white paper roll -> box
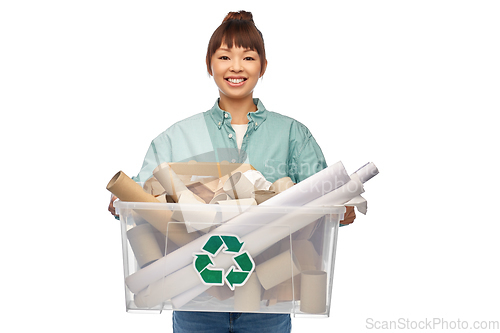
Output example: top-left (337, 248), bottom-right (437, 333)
top-left (125, 161), bottom-right (355, 294)
top-left (300, 270), bottom-right (327, 314)
top-left (217, 198), bottom-right (257, 221)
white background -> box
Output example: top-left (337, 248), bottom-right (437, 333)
top-left (1, 1), bottom-right (499, 332)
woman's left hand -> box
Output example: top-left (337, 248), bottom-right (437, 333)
top-left (340, 206), bottom-right (356, 225)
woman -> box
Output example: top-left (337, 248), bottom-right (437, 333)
top-left (109, 10), bottom-right (355, 332)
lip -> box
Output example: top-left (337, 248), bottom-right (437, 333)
top-left (225, 76), bottom-right (247, 87)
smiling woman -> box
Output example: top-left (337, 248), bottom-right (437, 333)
top-left (109, 9), bottom-right (345, 333)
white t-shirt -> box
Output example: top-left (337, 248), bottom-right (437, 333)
top-left (232, 124), bottom-right (248, 150)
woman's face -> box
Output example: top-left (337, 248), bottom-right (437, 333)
top-left (210, 44), bottom-right (265, 101)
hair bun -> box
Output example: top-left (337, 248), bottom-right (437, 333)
top-left (222, 10), bottom-right (254, 23)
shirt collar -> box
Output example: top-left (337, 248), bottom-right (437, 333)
top-left (209, 98), bottom-right (268, 130)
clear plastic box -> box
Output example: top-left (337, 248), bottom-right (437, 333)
top-left (115, 201), bottom-right (344, 317)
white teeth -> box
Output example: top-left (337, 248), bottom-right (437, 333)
top-left (228, 78), bottom-right (245, 83)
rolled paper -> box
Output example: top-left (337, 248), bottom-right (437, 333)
top-left (255, 250), bottom-right (301, 290)
top-left (124, 161), bottom-right (356, 294)
top-left (352, 162), bottom-right (378, 184)
top-left (131, 176), bottom-right (363, 307)
top-left (107, 171), bottom-right (173, 235)
top-left (223, 171), bottom-right (256, 199)
top-left (252, 190), bottom-right (276, 205)
top-left (234, 273), bottom-right (262, 312)
top-left (127, 224), bottom-right (163, 268)
top-left (300, 270), bottom-right (327, 314)
top-left (269, 177), bottom-right (294, 193)
top-left (171, 284), bottom-right (213, 309)
top-left (216, 198), bottom-right (257, 222)
top-left (153, 162), bottom-right (190, 202)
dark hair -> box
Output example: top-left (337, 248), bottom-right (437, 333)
top-left (206, 11), bottom-right (266, 75)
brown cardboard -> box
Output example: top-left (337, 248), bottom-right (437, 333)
top-left (169, 161), bottom-right (255, 178)
top-left (300, 270), bottom-right (327, 314)
top-left (106, 171), bottom-right (173, 235)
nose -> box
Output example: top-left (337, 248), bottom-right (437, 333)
top-left (230, 59), bottom-right (243, 72)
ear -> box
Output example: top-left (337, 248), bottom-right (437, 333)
top-left (260, 60), bottom-right (268, 78)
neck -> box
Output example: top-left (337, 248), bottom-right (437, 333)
top-left (218, 95), bottom-right (257, 124)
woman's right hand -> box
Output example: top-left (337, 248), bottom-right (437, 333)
top-left (108, 195), bottom-right (118, 217)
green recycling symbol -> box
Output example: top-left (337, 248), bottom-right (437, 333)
top-left (193, 235), bottom-right (255, 291)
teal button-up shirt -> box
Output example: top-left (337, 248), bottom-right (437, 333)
top-left (133, 99), bottom-right (327, 184)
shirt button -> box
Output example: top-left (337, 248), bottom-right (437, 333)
top-left (224, 113), bottom-right (228, 118)
top-left (231, 159), bottom-right (236, 163)
top-left (228, 133), bottom-right (233, 139)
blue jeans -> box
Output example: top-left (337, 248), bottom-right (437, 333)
top-left (172, 311), bottom-right (291, 333)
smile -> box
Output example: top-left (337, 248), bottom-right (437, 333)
top-left (226, 78), bottom-right (247, 84)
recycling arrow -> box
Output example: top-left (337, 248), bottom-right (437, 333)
top-left (200, 267), bottom-right (224, 285)
top-left (203, 235), bottom-right (224, 255)
top-left (194, 254), bottom-right (213, 272)
top-left (193, 234), bottom-right (255, 289)
top-left (233, 252), bottom-right (254, 272)
top-left (225, 267), bottom-right (250, 288)
top-left (221, 235), bottom-right (244, 253)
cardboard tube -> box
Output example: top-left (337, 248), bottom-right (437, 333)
top-left (107, 171), bottom-right (159, 203)
top-left (153, 162), bottom-right (190, 202)
top-left (165, 222), bottom-right (200, 248)
top-left (127, 224), bottom-right (163, 268)
top-left (107, 171), bottom-right (173, 235)
top-left (255, 250), bottom-right (301, 290)
top-left (223, 172), bottom-right (256, 199)
top-left (269, 177), bottom-right (294, 193)
top-left (234, 273), bottom-right (262, 312)
top-left (292, 240), bottom-right (321, 271)
top-left (300, 270), bottom-right (327, 314)
top-left (178, 192), bottom-right (217, 233)
top-left (252, 190), bottom-right (276, 205)
top-left (209, 193), bottom-right (230, 204)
